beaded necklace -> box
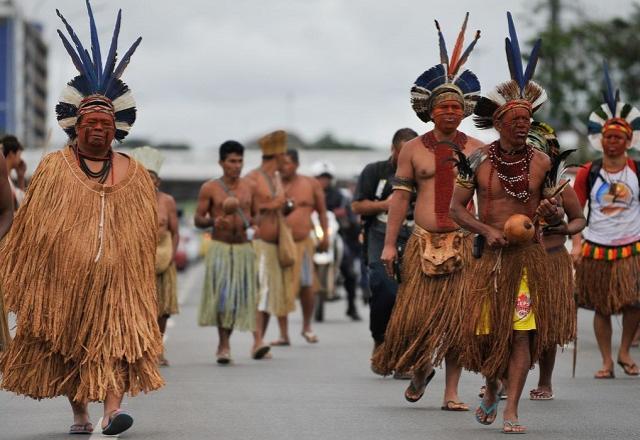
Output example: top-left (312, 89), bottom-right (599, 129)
top-left (73, 145), bottom-right (114, 185)
top-left (488, 141), bottom-right (533, 203)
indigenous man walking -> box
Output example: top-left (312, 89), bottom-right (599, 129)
top-left (572, 63), bottom-right (640, 379)
top-left (450, 13), bottom-right (563, 434)
top-left (195, 140), bottom-right (269, 362)
top-left (245, 131), bottom-right (294, 348)
top-left (527, 122), bottom-right (586, 400)
top-left (131, 146), bottom-right (180, 367)
top-left (279, 149), bottom-right (329, 344)
top-left (0, 3), bottom-right (162, 436)
top-left (373, 14), bottom-right (483, 411)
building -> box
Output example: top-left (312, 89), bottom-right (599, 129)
top-left (0, 0), bottom-right (47, 148)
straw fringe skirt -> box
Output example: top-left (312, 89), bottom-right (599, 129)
top-left (198, 240), bottom-right (257, 331)
top-left (545, 246), bottom-right (576, 345)
top-left (575, 245), bottom-right (640, 315)
top-left (458, 243), bottom-right (553, 379)
top-left (290, 236), bottom-right (318, 296)
top-left (371, 231), bottom-right (472, 375)
top-left (156, 230), bottom-right (178, 317)
top-left (0, 147), bottom-right (164, 401)
top-left (255, 240), bottom-right (295, 317)
top-left (0, 287), bottom-right (9, 352)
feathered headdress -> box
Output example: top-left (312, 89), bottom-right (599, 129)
top-left (55, 0), bottom-right (142, 141)
top-left (130, 146), bottom-right (165, 176)
top-left (474, 12), bottom-right (547, 129)
top-left (411, 13), bottom-right (481, 123)
top-left (527, 121), bottom-right (576, 197)
top-left (587, 61), bottom-right (640, 150)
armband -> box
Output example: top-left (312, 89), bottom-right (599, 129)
top-left (391, 176), bottom-right (415, 193)
top-left (455, 175), bottom-right (476, 189)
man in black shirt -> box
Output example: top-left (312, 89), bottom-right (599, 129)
top-left (352, 128), bottom-right (417, 373)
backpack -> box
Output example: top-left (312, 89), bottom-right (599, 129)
top-left (584, 158), bottom-right (640, 225)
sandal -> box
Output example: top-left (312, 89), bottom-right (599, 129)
top-left (270, 338), bottom-right (291, 346)
top-left (301, 331), bottom-right (319, 344)
top-left (252, 345), bottom-right (271, 360)
top-left (404, 368), bottom-right (436, 402)
top-left (475, 399), bottom-right (499, 426)
top-left (594, 368), bottom-right (615, 379)
top-left (503, 420), bottom-right (527, 434)
top-left (441, 400), bottom-right (469, 411)
top-left (617, 359), bottom-right (640, 376)
top-left (99, 409), bottom-right (134, 436)
top-left (529, 388), bottom-right (554, 400)
top-left (69, 423), bottom-right (93, 435)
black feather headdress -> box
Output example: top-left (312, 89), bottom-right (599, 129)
top-left (527, 120), bottom-right (577, 197)
top-left (473, 12), bottom-right (547, 130)
top-left (411, 13), bottom-right (481, 123)
top-left (587, 61), bottom-right (640, 151)
top-left (55, 0), bottom-right (142, 141)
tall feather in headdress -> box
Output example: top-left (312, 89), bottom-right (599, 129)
top-left (55, 0), bottom-right (142, 141)
top-left (474, 12), bottom-right (547, 129)
top-left (411, 13), bottom-right (481, 123)
top-left (587, 61), bottom-right (640, 150)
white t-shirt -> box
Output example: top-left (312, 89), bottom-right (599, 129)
top-left (583, 165), bottom-right (640, 246)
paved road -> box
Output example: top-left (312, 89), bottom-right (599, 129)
top-left (1, 261), bottom-right (639, 439)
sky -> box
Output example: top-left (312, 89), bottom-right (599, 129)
top-left (17, 0), bottom-right (639, 149)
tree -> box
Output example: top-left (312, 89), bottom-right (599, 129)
top-left (527, 2), bottom-right (640, 159)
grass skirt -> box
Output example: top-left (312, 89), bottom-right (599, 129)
top-left (198, 240), bottom-right (257, 331)
top-left (545, 246), bottom-right (576, 345)
top-left (290, 236), bottom-right (317, 295)
top-left (0, 287), bottom-right (9, 352)
top-left (575, 244), bottom-right (640, 315)
top-left (458, 243), bottom-right (553, 379)
top-left (0, 147), bottom-right (164, 401)
top-left (156, 230), bottom-right (178, 317)
top-left (255, 240), bottom-right (294, 317)
top-left (371, 230), bottom-right (472, 375)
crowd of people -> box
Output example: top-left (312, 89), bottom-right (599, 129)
top-left (0, 2), bottom-right (639, 437)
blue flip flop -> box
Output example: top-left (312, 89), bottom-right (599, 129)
top-left (475, 399), bottom-right (499, 425)
top-left (101, 410), bottom-right (134, 436)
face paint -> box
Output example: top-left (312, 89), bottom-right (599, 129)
top-left (431, 100), bottom-right (464, 134)
top-left (497, 107), bottom-right (532, 147)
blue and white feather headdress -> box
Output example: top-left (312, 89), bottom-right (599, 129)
top-left (55, 0), bottom-right (141, 142)
top-left (474, 12), bottom-right (547, 130)
top-left (587, 61), bottom-right (640, 150)
top-left (411, 13), bottom-right (481, 123)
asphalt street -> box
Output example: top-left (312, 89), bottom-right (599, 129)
top-left (1, 261), bottom-right (639, 440)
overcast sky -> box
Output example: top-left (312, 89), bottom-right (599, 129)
top-left (18, 0), bottom-right (638, 149)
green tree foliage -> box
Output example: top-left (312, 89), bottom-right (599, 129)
top-left (532, 1), bottom-right (640, 137)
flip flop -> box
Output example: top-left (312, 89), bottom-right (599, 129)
top-left (99, 410), bottom-right (134, 436)
top-left (441, 400), bottom-right (470, 411)
top-left (475, 399), bottom-right (499, 426)
top-left (301, 331), bottom-right (319, 344)
top-left (594, 368), bottom-right (615, 379)
top-left (252, 345), bottom-right (271, 360)
top-left (69, 423), bottom-right (93, 435)
top-left (270, 338), bottom-right (291, 346)
top-left (502, 420), bottom-right (527, 434)
top-left (529, 389), bottom-right (554, 400)
top-left (617, 360), bottom-right (640, 376)
top-left (404, 368), bottom-right (436, 403)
